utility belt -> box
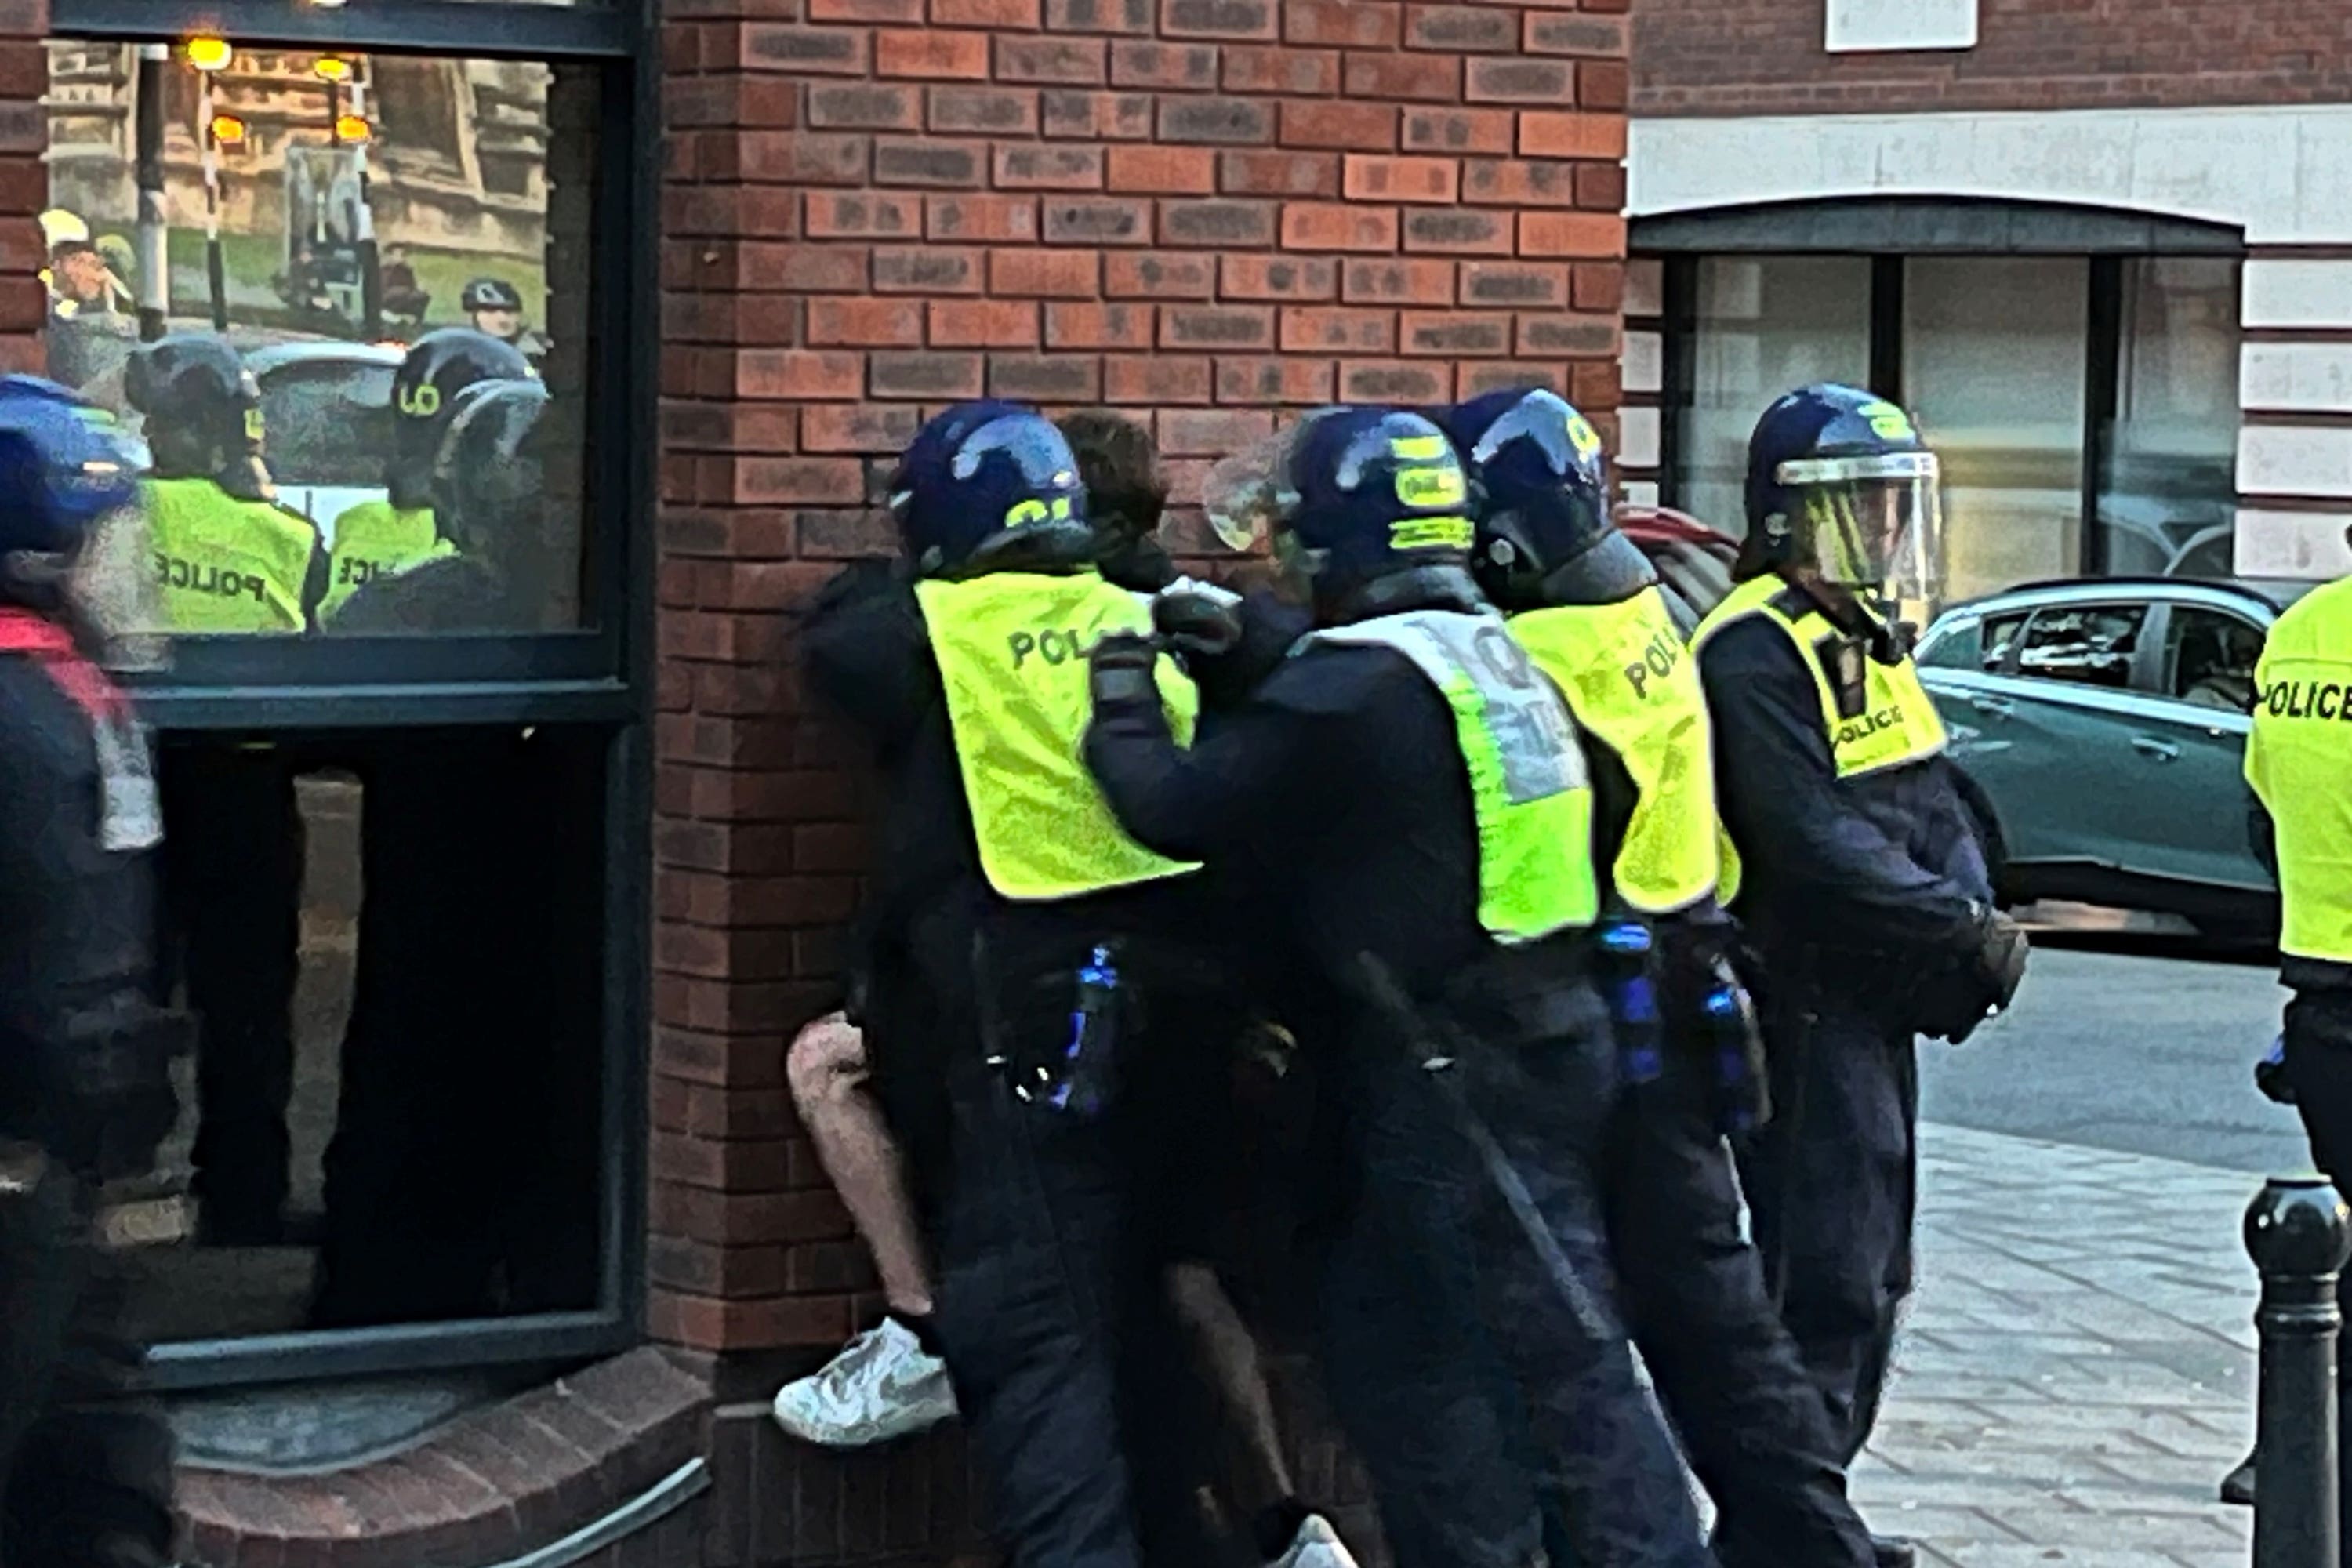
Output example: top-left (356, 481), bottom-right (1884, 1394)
top-left (1592, 914), bottom-right (1769, 1138)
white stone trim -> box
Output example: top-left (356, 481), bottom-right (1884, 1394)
top-left (2242, 343), bottom-right (2352, 414)
top-left (1825, 0), bottom-right (1977, 55)
top-left (2234, 509), bottom-right (2352, 578)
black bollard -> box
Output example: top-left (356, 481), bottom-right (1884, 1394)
top-left (2246, 1175), bottom-right (2352, 1568)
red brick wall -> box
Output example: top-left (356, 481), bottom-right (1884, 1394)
top-left (1636, 0), bottom-right (2352, 118)
top-left (652, 0), bottom-right (1635, 1364)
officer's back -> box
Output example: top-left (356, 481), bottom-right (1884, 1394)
top-left (125, 335), bottom-right (321, 634)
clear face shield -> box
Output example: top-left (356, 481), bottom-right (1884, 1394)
top-left (1777, 449), bottom-right (1945, 619)
top-left (1200, 414), bottom-right (1357, 601)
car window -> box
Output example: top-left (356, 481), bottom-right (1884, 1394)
top-left (2014, 604), bottom-right (2146, 689)
top-left (257, 360), bottom-right (397, 488)
top-left (1980, 612), bottom-right (2028, 673)
top-left (2165, 606), bottom-right (2264, 713)
top-left (1916, 619), bottom-right (1980, 670)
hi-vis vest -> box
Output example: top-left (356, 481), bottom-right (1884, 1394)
top-left (323, 499), bottom-right (452, 620)
top-left (145, 477), bottom-right (315, 634)
top-left (1511, 589), bottom-right (1719, 916)
top-left (1695, 574), bottom-right (1947, 905)
top-left (915, 569), bottom-right (1200, 902)
top-left (2246, 575), bottom-right (2352, 965)
top-left (1312, 608), bottom-right (1599, 944)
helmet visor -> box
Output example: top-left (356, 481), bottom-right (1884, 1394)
top-left (1201, 432), bottom-right (1297, 552)
top-left (1779, 450), bottom-right (1944, 605)
top-left (1469, 388), bottom-right (1602, 475)
top-left (69, 499), bottom-right (169, 671)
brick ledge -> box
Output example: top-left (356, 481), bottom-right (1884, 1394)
top-left (177, 1348), bottom-right (710, 1568)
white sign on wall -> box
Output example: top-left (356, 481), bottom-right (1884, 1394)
top-left (1825, 0), bottom-right (1978, 54)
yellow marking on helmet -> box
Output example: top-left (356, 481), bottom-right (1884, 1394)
top-left (397, 382), bottom-right (442, 419)
top-left (1004, 494), bottom-right (1074, 529)
top-left (1390, 514), bottom-right (1473, 551)
top-left (1565, 412), bottom-right (1603, 462)
top-left (1396, 463), bottom-right (1468, 510)
top-left (1389, 434), bottom-right (1450, 463)
top-left (1858, 401), bottom-right (1916, 442)
top-left (243, 407), bottom-right (264, 443)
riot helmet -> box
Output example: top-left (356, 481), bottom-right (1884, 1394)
top-left (124, 333), bottom-right (269, 501)
top-left (1202, 406), bottom-right (1482, 621)
top-left (887, 401), bottom-right (1092, 579)
top-left (430, 377), bottom-right (550, 557)
top-left (1441, 387), bottom-right (1654, 612)
top-left (387, 328), bottom-right (533, 510)
top-left (1744, 383), bottom-right (1944, 608)
top-left (0, 376), bottom-right (165, 668)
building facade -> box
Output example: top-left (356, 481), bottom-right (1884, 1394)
top-left (1622, 0), bottom-right (2352, 601)
top-left (13, 0), bottom-right (1632, 1563)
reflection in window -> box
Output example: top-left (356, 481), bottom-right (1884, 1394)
top-left (1916, 619), bottom-right (1980, 670)
top-left (2099, 259), bottom-right (2241, 582)
top-left (1680, 256), bottom-right (1872, 536)
top-left (2165, 606), bottom-right (2263, 712)
top-left (42, 42), bottom-right (595, 638)
top-left (2016, 604), bottom-right (2144, 689)
top-left (1980, 612), bottom-right (2027, 672)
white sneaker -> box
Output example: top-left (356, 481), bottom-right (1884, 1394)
top-left (1269, 1514), bottom-right (1359, 1568)
top-left (771, 1316), bottom-right (959, 1448)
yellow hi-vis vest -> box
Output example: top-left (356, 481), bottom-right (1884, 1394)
top-left (323, 499), bottom-right (452, 620)
top-left (2246, 575), bottom-right (2352, 965)
top-left (1695, 574), bottom-right (1948, 906)
top-left (915, 569), bottom-right (1201, 902)
top-left (145, 477), bottom-right (315, 634)
top-left (1312, 608), bottom-right (1599, 944)
top-left (1510, 588), bottom-right (1720, 916)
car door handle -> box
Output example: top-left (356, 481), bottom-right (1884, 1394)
top-left (1967, 694), bottom-right (2014, 717)
top-left (2132, 736), bottom-right (2181, 763)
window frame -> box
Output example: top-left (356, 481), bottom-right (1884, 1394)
top-left (2151, 599), bottom-right (2267, 711)
top-left (50, 0), bottom-right (658, 1391)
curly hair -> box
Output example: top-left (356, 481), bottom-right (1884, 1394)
top-left (1055, 410), bottom-right (1167, 546)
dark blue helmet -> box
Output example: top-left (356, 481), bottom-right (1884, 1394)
top-left (0, 375), bottom-right (141, 557)
top-left (887, 401), bottom-right (1091, 578)
top-left (1744, 383), bottom-right (1944, 598)
top-left (1441, 387), bottom-right (1653, 611)
top-left (1279, 407), bottom-right (1475, 601)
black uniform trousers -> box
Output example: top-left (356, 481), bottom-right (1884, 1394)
top-left (1314, 1001), bottom-right (1715, 1568)
top-left (2278, 982), bottom-right (2352, 1567)
top-left (0, 1174), bottom-right (176, 1568)
top-left (1605, 1049), bottom-right (1877, 1568)
top-left (1736, 979), bottom-right (1919, 1468)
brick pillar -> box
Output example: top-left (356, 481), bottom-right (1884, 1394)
top-left (657, 0), bottom-right (1632, 1559)
top-left (2, 3), bottom-right (47, 376)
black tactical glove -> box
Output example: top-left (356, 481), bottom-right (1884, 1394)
top-left (1151, 578), bottom-right (1244, 661)
top-left (1088, 630), bottom-right (1162, 710)
top-left (1926, 905), bottom-right (2029, 1044)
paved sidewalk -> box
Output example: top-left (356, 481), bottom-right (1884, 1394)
top-left (1860, 1123), bottom-right (2288, 1567)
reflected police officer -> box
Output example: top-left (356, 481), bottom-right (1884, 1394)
top-left (1693, 384), bottom-right (2027, 1568)
top-left (322, 328), bottom-right (532, 621)
top-left (0, 376), bottom-right (184, 1568)
top-left (1445, 387), bottom-right (1877, 1568)
top-left (125, 334), bottom-right (323, 635)
top-left (1085, 407), bottom-right (1713, 1568)
top-left (2244, 527), bottom-right (2352, 1558)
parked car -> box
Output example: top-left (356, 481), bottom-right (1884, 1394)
top-left (1913, 576), bottom-right (2320, 936)
top-left (241, 340), bottom-right (403, 550)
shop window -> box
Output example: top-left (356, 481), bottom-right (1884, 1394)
top-left (1679, 256), bottom-right (1872, 535)
top-left (42, 41), bottom-right (603, 648)
top-left (1904, 258), bottom-right (2089, 604)
top-left (2098, 259), bottom-right (2242, 581)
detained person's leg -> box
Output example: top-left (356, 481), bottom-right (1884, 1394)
top-left (772, 1013), bottom-right (956, 1447)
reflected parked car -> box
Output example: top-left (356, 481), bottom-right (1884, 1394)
top-left (1914, 577), bottom-right (2319, 936)
top-left (242, 340), bottom-right (402, 551)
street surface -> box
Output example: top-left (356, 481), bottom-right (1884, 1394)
top-left (1871, 937), bottom-right (2302, 1565)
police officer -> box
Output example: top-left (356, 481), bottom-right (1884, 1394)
top-left (1086, 407), bottom-right (1711, 1568)
top-left (2244, 529), bottom-right (2352, 1558)
top-left (127, 333), bottom-right (317, 1246)
top-left (462, 277), bottom-right (528, 348)
top-left (0, 376), bottom-right (183, 1568)
top-left (802, 400), bottom-right (1233, 1568)
top-left (322, 328), bottom-right (532, 621)
top-left (126, 333), bottom-right (323, 634)
top-left (1693, 384), bottom-right (2027, 1568)
top-left (1442, 386), bottom-right (1876, 1568)
top-left (335, 377), bottom-right (550, 633)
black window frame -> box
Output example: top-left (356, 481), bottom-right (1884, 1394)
top-left (49, 0), bottom-right (659, 1392)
